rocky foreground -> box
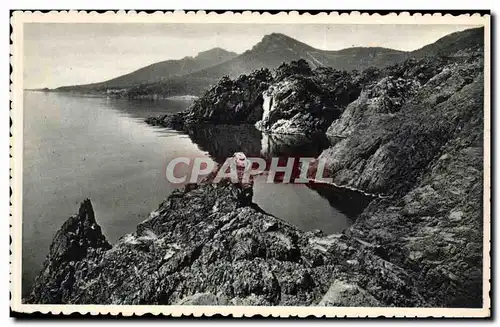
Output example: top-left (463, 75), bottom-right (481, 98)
top-left (27, 28), bottom-right (485, 307)
top-left (24, 181), bottom-right (422, 306)
top-left (26, 155), bottom-right (482, 307)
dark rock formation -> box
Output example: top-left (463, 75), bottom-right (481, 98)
top-left (320, 53), bottom-right (484, 196)
top-left (25, 199), bottom-right (111, 304)
top-left (26, 164), bottom-right (482, 307)
top-left (256, 63), bottom-right (360, 134)
top-left (146, 60), bottom-right (361, 136)
top-left (185, 69), bottom-right (273, 125)
top-left (145, 69), bottom-right (272, 130)
top-left (27, 181), bottom-right (431, 306)
top-left (145, 111), bottom-right (186, 130)
top-left (326, 75), bottom-right (421, 137)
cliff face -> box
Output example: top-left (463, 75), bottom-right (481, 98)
top-left (317, 50), bottom-right (485, 307)
top-left (351, 130), bottom-right (483, 307)
top-left (320, 53), bottom-right (483, 196)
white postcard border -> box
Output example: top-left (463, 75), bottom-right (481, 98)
top-left (10, 10), bottom-right (491, 318)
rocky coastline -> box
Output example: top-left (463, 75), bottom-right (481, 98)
top-left (24, 181), bottom-right (426, 306)
top-left (27, 32), bottom-right (484, 307)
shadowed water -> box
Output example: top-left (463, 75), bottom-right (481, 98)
top-left (184, 124), bottom-right (373, 232)
top-left (22, 91), bottom-right (372, 296)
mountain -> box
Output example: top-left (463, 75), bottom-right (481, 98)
top-left (187, 33), bottom-right (408, 79)
top-left (55, 48), bottom-right (237, 92)
top-left (412, 27), bottom-right (484, 58)
top-left (127, 28), bottom-right (482, 99)
top-left (126, 34), bottom-right (408, 98)
top-left (55, 27), bottom-right (483, 98)
top-left (185, 27), bottom-right (483, 80)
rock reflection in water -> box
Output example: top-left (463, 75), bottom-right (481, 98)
top-left (184, 124), bottom-right (373, 234)
top-left (185, 124), bottom-right (262, 162)
top-left (307, 182), bottom-right (375, 220)
top-left (260, 132), bottom-right (331, 159)
top-left (186, 124), bottom-right (331, 163)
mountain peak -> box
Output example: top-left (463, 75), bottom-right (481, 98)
top-left (193, 48), bottom-right (238, 67)
top-left (253, 33), bottom-right (313, 53)
top-left (195, 47), bottom-right (237, 58)
top-left (263, 32), bottom-right (292, 40)
top-left (261, 33), bottom-right (303, 44)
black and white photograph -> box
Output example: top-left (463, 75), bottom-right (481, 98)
top-left (9, 11), bottom-right (491, 317)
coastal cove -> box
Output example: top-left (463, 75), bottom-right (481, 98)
top-left (22, 91), bottom-right (372, 296)
top-left (20, 24), bottom-right (486, 309)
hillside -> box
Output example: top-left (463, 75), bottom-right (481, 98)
top-left (55, 48), bottom-right (237, 93)
top-left (126, 34), bottom-right (407, 98)
top-left (412, 26), bottom-right (484, 58)
top-left (54, 27), bottom-right (483, 100)
top-left (173, 27), bottom-right (484, 80)
top-left (127, 27), bottom-right (482, 99)
top-left (186, 33), bottom-right (408, 79)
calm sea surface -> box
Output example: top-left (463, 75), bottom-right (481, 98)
top-left (22, 91), bottom-right (371, 295)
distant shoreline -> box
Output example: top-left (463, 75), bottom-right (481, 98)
top-left (166, 95), bottom-right (199, 101)
top-left (23, 89), bottom-right (200, 102)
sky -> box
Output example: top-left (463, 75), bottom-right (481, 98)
top-left (23, 23), bottom-right (477, 89)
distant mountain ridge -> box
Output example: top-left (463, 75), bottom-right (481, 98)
top-left (54, 27), bottom-right (484, 96)
top-left (188, 27), bottom-right (484, 80)
top-left (56, 48), bottom-right (237, 92)
top-left (187, 33), bottom-right (408, 79)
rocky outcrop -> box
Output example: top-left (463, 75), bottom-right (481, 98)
top-left (27, 163), bottom-right (483, 307)
top-left (320, 53), bottom-right (484, 196)
top-left (347, 92), bottom-right (484, 307)
top-left (145, 60), bottom-right (360, 135)
top-left (145, 69), bottom-right (272, 130)
top-left (27, 181), bottom-right (432, 306)
top-left (25, 199), bottom-right (111, 304)
top-left (311, 51), bottom-right (484, 308)
top-left (145, 111), bottom-right (186, 130)
top-left (186, 69), bottom-right (273, 125)
top-left (326, 76), bottom-right (420, 137)
top-left (255, 64), bottom-right (360, 135)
